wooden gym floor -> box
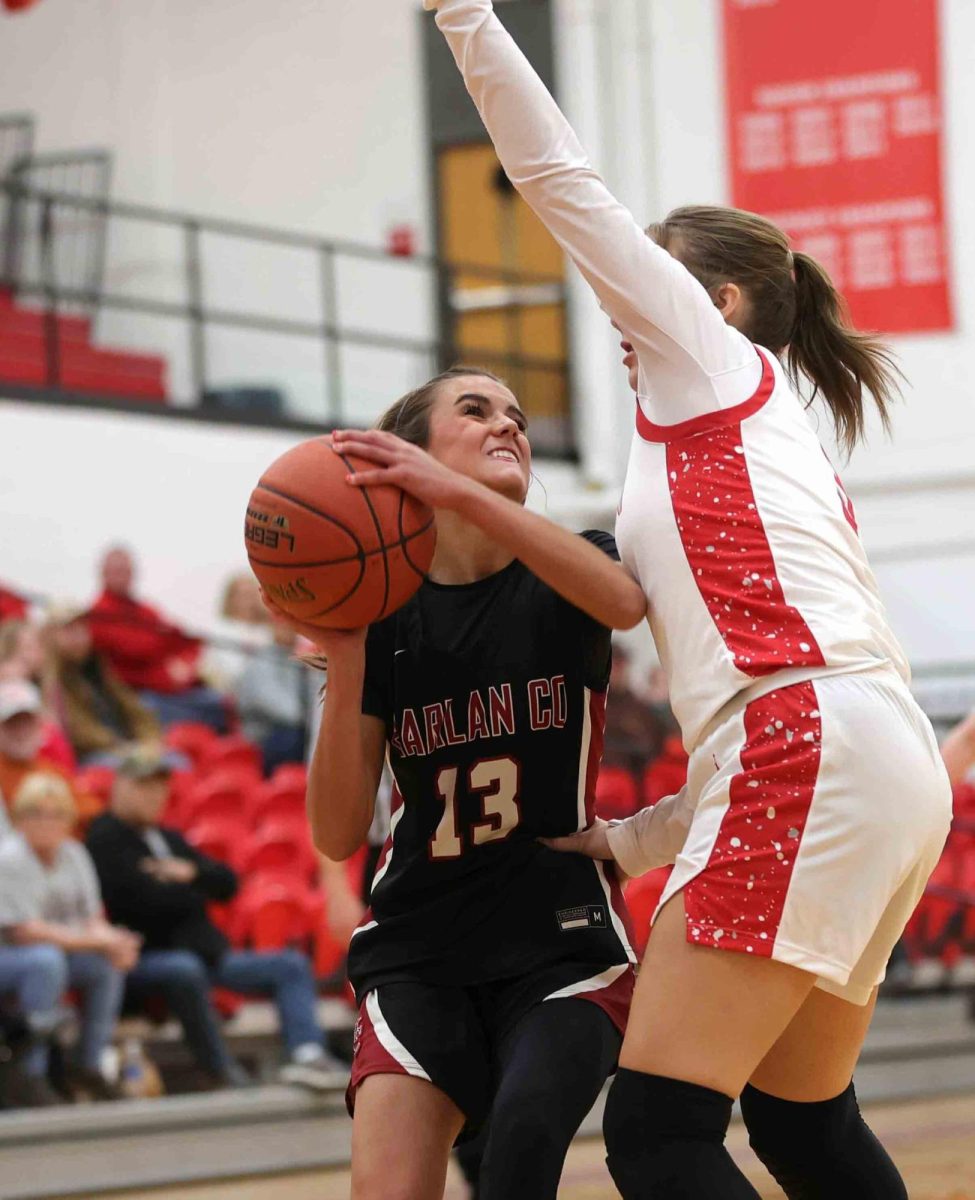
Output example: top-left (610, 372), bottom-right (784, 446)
top-left (69, 1091), bottom-right (975, 1200)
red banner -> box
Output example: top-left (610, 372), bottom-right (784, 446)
top-left (723, 0), bottom-right (952, 334)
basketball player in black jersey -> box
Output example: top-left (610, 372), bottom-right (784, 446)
top-left (266, 366), bottom-right (646, 1200)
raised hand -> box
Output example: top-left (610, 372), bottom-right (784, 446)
top-left (332, 427), bottom-right (474, 513)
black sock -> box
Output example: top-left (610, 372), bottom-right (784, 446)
top-left (740, 1082), bottom-right (908, 1199)
top-left (603, 1069), bottom-right (762, 1199)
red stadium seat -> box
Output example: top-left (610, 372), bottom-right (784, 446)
top-left (250, 778), bottom-right (307, 826)
top-left (180, 769), bottom-right (261, 828)
top-left (197, 735), bottom-right (263, 779)
top-left (904, 855), bottom-right (961, 960)
top-left (185, 817), bottom-right (251, 873)
top-left (624, 867), bottom-right (672, 958)
top-left (594, 767), bottom-right (639, 821)
top-left (271, 762), bottom-right (309, 789)
top-left (243, 818), bottom-right (318, 883)
top-left (165, 722), bottom-right (219, 766)
top-left (302, 889), bottom-right (347, 978)
top-left (74, 765), bottom-right (116, 803)
top-left (643, 735), bottom-right (689, 807)
top-left (230, 877), bottom-right (311, 951)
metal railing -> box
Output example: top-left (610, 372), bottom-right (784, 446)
top-left (3, 150), bottom-right (112, 318)
top-left (0, 179), bottom-right (575, 456)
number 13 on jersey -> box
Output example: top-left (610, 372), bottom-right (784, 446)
top-left (429, 756), bottom-right (523, 860)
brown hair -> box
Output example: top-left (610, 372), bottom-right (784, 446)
top-left (0, 619), bottom-right (27, 664)
top-left (650, 205), bottom-right (900, 452)
top-left (376, 366), bottom-right (507, 448)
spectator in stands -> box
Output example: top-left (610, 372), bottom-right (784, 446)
top-left (0, 619), bottom-right (45, 685)
top-left (0, 680), bottom-right (99, 831)
top-left (0, 623), bottom-right (76, 771)
top-left (201, 573), bottom-right (271, 694)
top-left (0, 584), bottom-right (28, 623)
top-left (602, 643), bottom-right (664, 778)
top-left (942, 708), bottom-right (975, 789)
top-left (236, 620), bottom-right (308, 776)
top-left (87, 546), bottom-right (227, 732)
top-left (0, 773), bottom-right (139, 1105)
top-left (45, 602), bottom-right (160, 769)
top-left (85, 746), bottom-right (345, 1091)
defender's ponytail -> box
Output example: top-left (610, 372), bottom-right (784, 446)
top-left (787, 252), bottom-right (900, 453)
top-left (653, 207), bottom-right (901, 454)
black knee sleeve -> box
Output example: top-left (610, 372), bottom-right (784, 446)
top-left (740, 1082), bottom-right (908, 1200)
top-left (603, 1069), bottom-right (761, 1199)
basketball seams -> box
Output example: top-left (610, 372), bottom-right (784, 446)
top-left (333, 447), bottom-right (391, 622)
top-left (247, 437), bottom-right (435, 629)
top-left (247, 519), bottom-right (435, 570)
top-left (252, 480), bottom-right (367, 557)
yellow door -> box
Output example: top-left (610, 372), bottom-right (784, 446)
top-left (436, 142), bottom-right (570, 450)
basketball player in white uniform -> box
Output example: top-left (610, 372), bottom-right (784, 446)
top-left (426, 2), bottom-right (952, 1195)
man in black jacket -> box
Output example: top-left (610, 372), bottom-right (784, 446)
top-left (85, 745), bottom-right (344, 1090)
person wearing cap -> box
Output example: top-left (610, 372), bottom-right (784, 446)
top-left (45, 602), bottom-right (160, 768)
top-left (85, 746), bottom-right (345, 1091)
top-left (0, 680), bottom-right (99, 832)
top-left (0, 772), bottom-right (139, 1106)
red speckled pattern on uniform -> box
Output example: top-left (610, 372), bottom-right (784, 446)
top-left (666, 424), bottom-right (827, 676)
top-left (683, 681), bottom-right (822, 956)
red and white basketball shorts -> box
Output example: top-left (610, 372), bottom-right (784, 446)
top-left (656, 667), bottom-right (952, 1004)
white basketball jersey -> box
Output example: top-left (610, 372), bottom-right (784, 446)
top-left (433, 0), bottom-right (910, 749)
top-left (617, 350), bottom-right (909, 749)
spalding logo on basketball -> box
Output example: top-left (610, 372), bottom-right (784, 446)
top-left (245, 435), bottom-right (436, 629)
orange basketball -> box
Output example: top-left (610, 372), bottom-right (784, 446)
top-left (245, 436), bottom-right (436, 629)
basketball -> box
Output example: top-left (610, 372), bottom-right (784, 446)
top-left (244, 435), bottom-right (436, 629)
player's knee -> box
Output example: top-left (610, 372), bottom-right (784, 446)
top-left (740, 1083), bottom-right (908, 1200)
top-left (487, 1090), bottom-right (565, 1159)
top-left (603, 1068), bottom-right (735, 1194)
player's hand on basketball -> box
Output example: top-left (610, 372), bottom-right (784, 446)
top-left (332, 428), bottom-right (471, 512)
top-left (540, 817), bottom-right (615, 861)
top-left (259, 590), bottom-right (367, 658)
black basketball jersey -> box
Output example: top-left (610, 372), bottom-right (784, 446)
top-left (346, 530), bottom-right (636, 1002)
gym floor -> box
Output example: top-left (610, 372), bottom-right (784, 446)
top-left (68, 1091), bottom-right (975, 1200)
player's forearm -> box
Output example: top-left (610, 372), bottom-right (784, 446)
top-left (453, 483), bottom-right (646, 629)
top-left (307, 658), bottom-right (375, 859)
top-left (605, 786), bottom-right (693, 877)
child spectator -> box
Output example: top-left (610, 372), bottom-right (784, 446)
top-left (86, 746), bottom-right (346, 1091)
top-left (0, 773), bottom-right (139, 1105)
top-left (236, 620), bottom-right (308, 776)
top-left (87, 547), bottom-right (226, 731)
top-left (201, 573), bottom-right (271, 694)
top-left (45, 603), bottom-right (160, 769)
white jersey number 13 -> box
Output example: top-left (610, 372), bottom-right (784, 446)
top-left (429, 756), bottom-right (523, 860)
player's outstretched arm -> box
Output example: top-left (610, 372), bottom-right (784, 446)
top-left (425, 0), bottom-right (747, 383)
top-left (545, 787), bottom-right (694, 878)
top-left (333, 427), bottom-right (647, 630)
